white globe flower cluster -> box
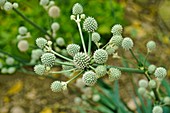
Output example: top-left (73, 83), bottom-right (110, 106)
top-left (0, 0), bottom-right (18, 11)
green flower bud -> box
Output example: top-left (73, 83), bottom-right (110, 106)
top-left (17, 40), bottom-right (29, 52)
top-left (148, 64), bottom-right (156, 74)
top-left (154, 67), bottom-right (167, 79)
top-left (36, 37), bottom-right (47, 49)
top-left (41, 53), bottom-right (56, 67)
top-left (146, 40), bottom-right (156, 52)
top-left (6, 57), bottom-right (15, 65)
top-left (122, 37), bottom-right (134, 50)
top-left (31, 49), bottom-right (44, 61)
top-left (109, 35), bottom-right (123, 46)
top-left (7, 67), bottom-right (16, 74)
top-left (51, 22), bottom-right (60, 31)
top-left (108, 68), bottom-right (121, 81)
top-left (0, 0), bottom-right (6, 7)
top-left (1, 67), bottom-right (8, 74)
top-left (3, 2), bottom-right (13, 11)
top-left (18, 26), bottom-right (27, 35)
top-left (34, 64), bottom-right (45, 75)
top-left (105, 45), bottom-right (115, 55)
top-left (111, 24), bottom-right (123, 35)
top-left (66, 44), bottom-right (80, 57)
top-left (138, 79), bottom-right (148, 88)
top-left (83, 17), bottom-right (98, 32)
top-left (73, 52), bottom-right (90, 69)
top-left (72, 3), bottom-right (83, 15)
top-left (48, 6), bottom-right (60, 18)
top-left (92, 32), bottom-right (101, 42)
top-left (163, 96), bottom-right (170, 105)
top-left (12, 3), bottom-right (18, 9)
top-left (82, 71), bottom-right (97, 86)
top-left (56, 37), bottom-right (65, 46)
top-left (39, 0), bottom-right (49, 6)
top-left (92, 94), bottom-right (100, 102)
top-left (95, 65), bottom-right (107, 78)
top-left (148, 80), bottom-right (157, 89)
top-left (93, 49), bottom-right (108, 64)
top-left (152, 106), bottom-right (163, 113)
top-left (138, 87), bottom-right (146, 95)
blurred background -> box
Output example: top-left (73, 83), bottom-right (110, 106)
top-left (0, 0), bottom-right (170, 113)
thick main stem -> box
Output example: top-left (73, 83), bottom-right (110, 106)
top-left (13, 8), bottom-right (53, 39)
top-left (88, 33), bottom-right (92, 55)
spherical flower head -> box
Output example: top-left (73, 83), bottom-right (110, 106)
top-left (18, 26), bottom-right (28, 35)
top-left (152, 106), bottom-right (163, 113)
top-left (75, 78), bottom-right (85, 88)
top-left (93, 49), bottom-right (108, 64)
top-left (92, 32), bottom-right (101, 42)
top-left (39, 0), bottom-right (49, 6)
top-left (3, 2), bottom-right (13, 11)
top-left (17, 40), bottom-right (29, 52)
top-left (36, 37), bottom-right (47, 49)
top-left (7, 67), bottom-right (16, 74)
top-left (31, 49), bottom-right (44, 60)
top-left (105, 45), bottom-right (115, 55)
top-left (109, 35), bottom-right (123, 46)
top-left (48, 6), bottom-right (60, 18)
top-left (34, 64), bottom-right (45, 75)
top-left (83, 17), bottom-right (98, 32)
top-left (73, 52), bottom-right (90, 69)
top-left (95, 65), bottom-right (107, 78)
top-left (0, 0), bottom-right (6, 7)
top-left (51, 81), bottom-right (63, 92)
top-left (122, 37), bottom-right (134, 50)
top-left (56, 37), bottom-right (65, 46)
top-left (111, 24), bottom-right (123, 35)
top-left (74, 97), bottom-right (82, 104)
top-left (149, 80), bottom-right (157, 89)
top-left (108, 68), bottom-right (121, 81)
top-left (92, 94), bottom-right (100, 102)
top-left (146, 40), bottom-right (156, 52)
top-left (51, 22), bottom-right (60, 31)
top-left (67, 44), bottom-right (80, 57)
top-left (148, 64), bottom-right (156, 74)
top-left (72, 3), bottom-right (83, 15)
top-left (1, 67), bottom-right (8, 74)
top-left (80, 14), bottom-right (86, 19)
top-left (163, 96), bottom-right (170, 105)
top-left (138, 87), bottom-right (146, 95)
top-left (6, 57), bottom-right (15, 65)
top-left (154, 67), bottom-right (167, 79)
top-left (41, 53), bottom-right (56, 67)
top-left (13, 3), bottom-right (19, 9)
top-left (138, 79), bottom-right (148, 88)
top-left (82, 71), bottom-right (97, 86)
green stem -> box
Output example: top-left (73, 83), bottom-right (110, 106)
top-left (50, 49), bottom-right (73, 62)
top-left (55, 60), bottom-right (74, 66)
top-left (13, 8), bottom-right (53, 39)
top-left (144, 52), bottom-right (149, 67)
top-left (102, 42), bottom-right (109, 49)
top-left (76, 15), bottom-right (87, 54)
top-left (89, 65), bottom-right (96, 71)
top-left (50, 68), bottom-right (76, 74)
top-left (106, 65), bottom-right (145, 74)
top-left (88, 32), bottom-right (92, 55)
top-left (129, 49), bottom-right (142, 66)
top-left (66, 70), bottom-right (84, 84)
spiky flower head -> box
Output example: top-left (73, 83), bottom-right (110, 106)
top-left (148, 80), bottom-right (157, 89)
top-left (148, 64), bottom-right (156, 74)
top-left (152, 106), bottom-right (163, 113)
top-left (138, 87), bottom-right (146, 95)
top-left (17, 40), bottom-right (29, 52)
top-left (41, 53), bottom-right (56, 67)
top-left (72, 3), bottom-right (83, 15)
top-left (0, 0), bottom-right (6, 7)
top-left (36, 37), bottom-right (47, 49)
top-left (83, 17), bottom-right (98, 32)
top-left (92, 32), bottom-right (101, 42)
top-left (39, 0), bottom-right (49, 6)
top-left (95, 65), bottom-right (107, 78)
top-left (48, 6), bottom-right (60, 18)
top-left (108, 68), bottom-right (121, 81)
top-left (122, 37), bottom-right (134, 50)
top-left (111, 24), bottom-right (123, 35)
top-left (109, 35), bottom-right (123, 46)
top-left (34, 64), bottom-right (45, 75)
top-left (56, 37), bottom-right (65, 46)
top-left (73, 52), bottom-right (90, 69)
top-left (3, 2), bottom-right (13, 11)
top-left (82, 71), bottom-right (97, 86)
top-left (93, 49), bottom-right (108, 64)
top-left (6, 57), bottom-right (15, 65)
top-left (138, 79), bottom-right (148, 88)
top-left (146, 40), bottom-right (156, 52)
top-left (18, 26), bottom-right (27, 35)
top-left (154, 67), bottom-right (167, 78)
top-left (67, 44), bottom-right (80, 57)
top-left (51, 81), bottom-right (63, 92)
top-left (51, 22), bottom-right (60, 31)
top-left (105, 45), bottom-right (115, 55)
top-left (163, 96), bottom-right (170, 105)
